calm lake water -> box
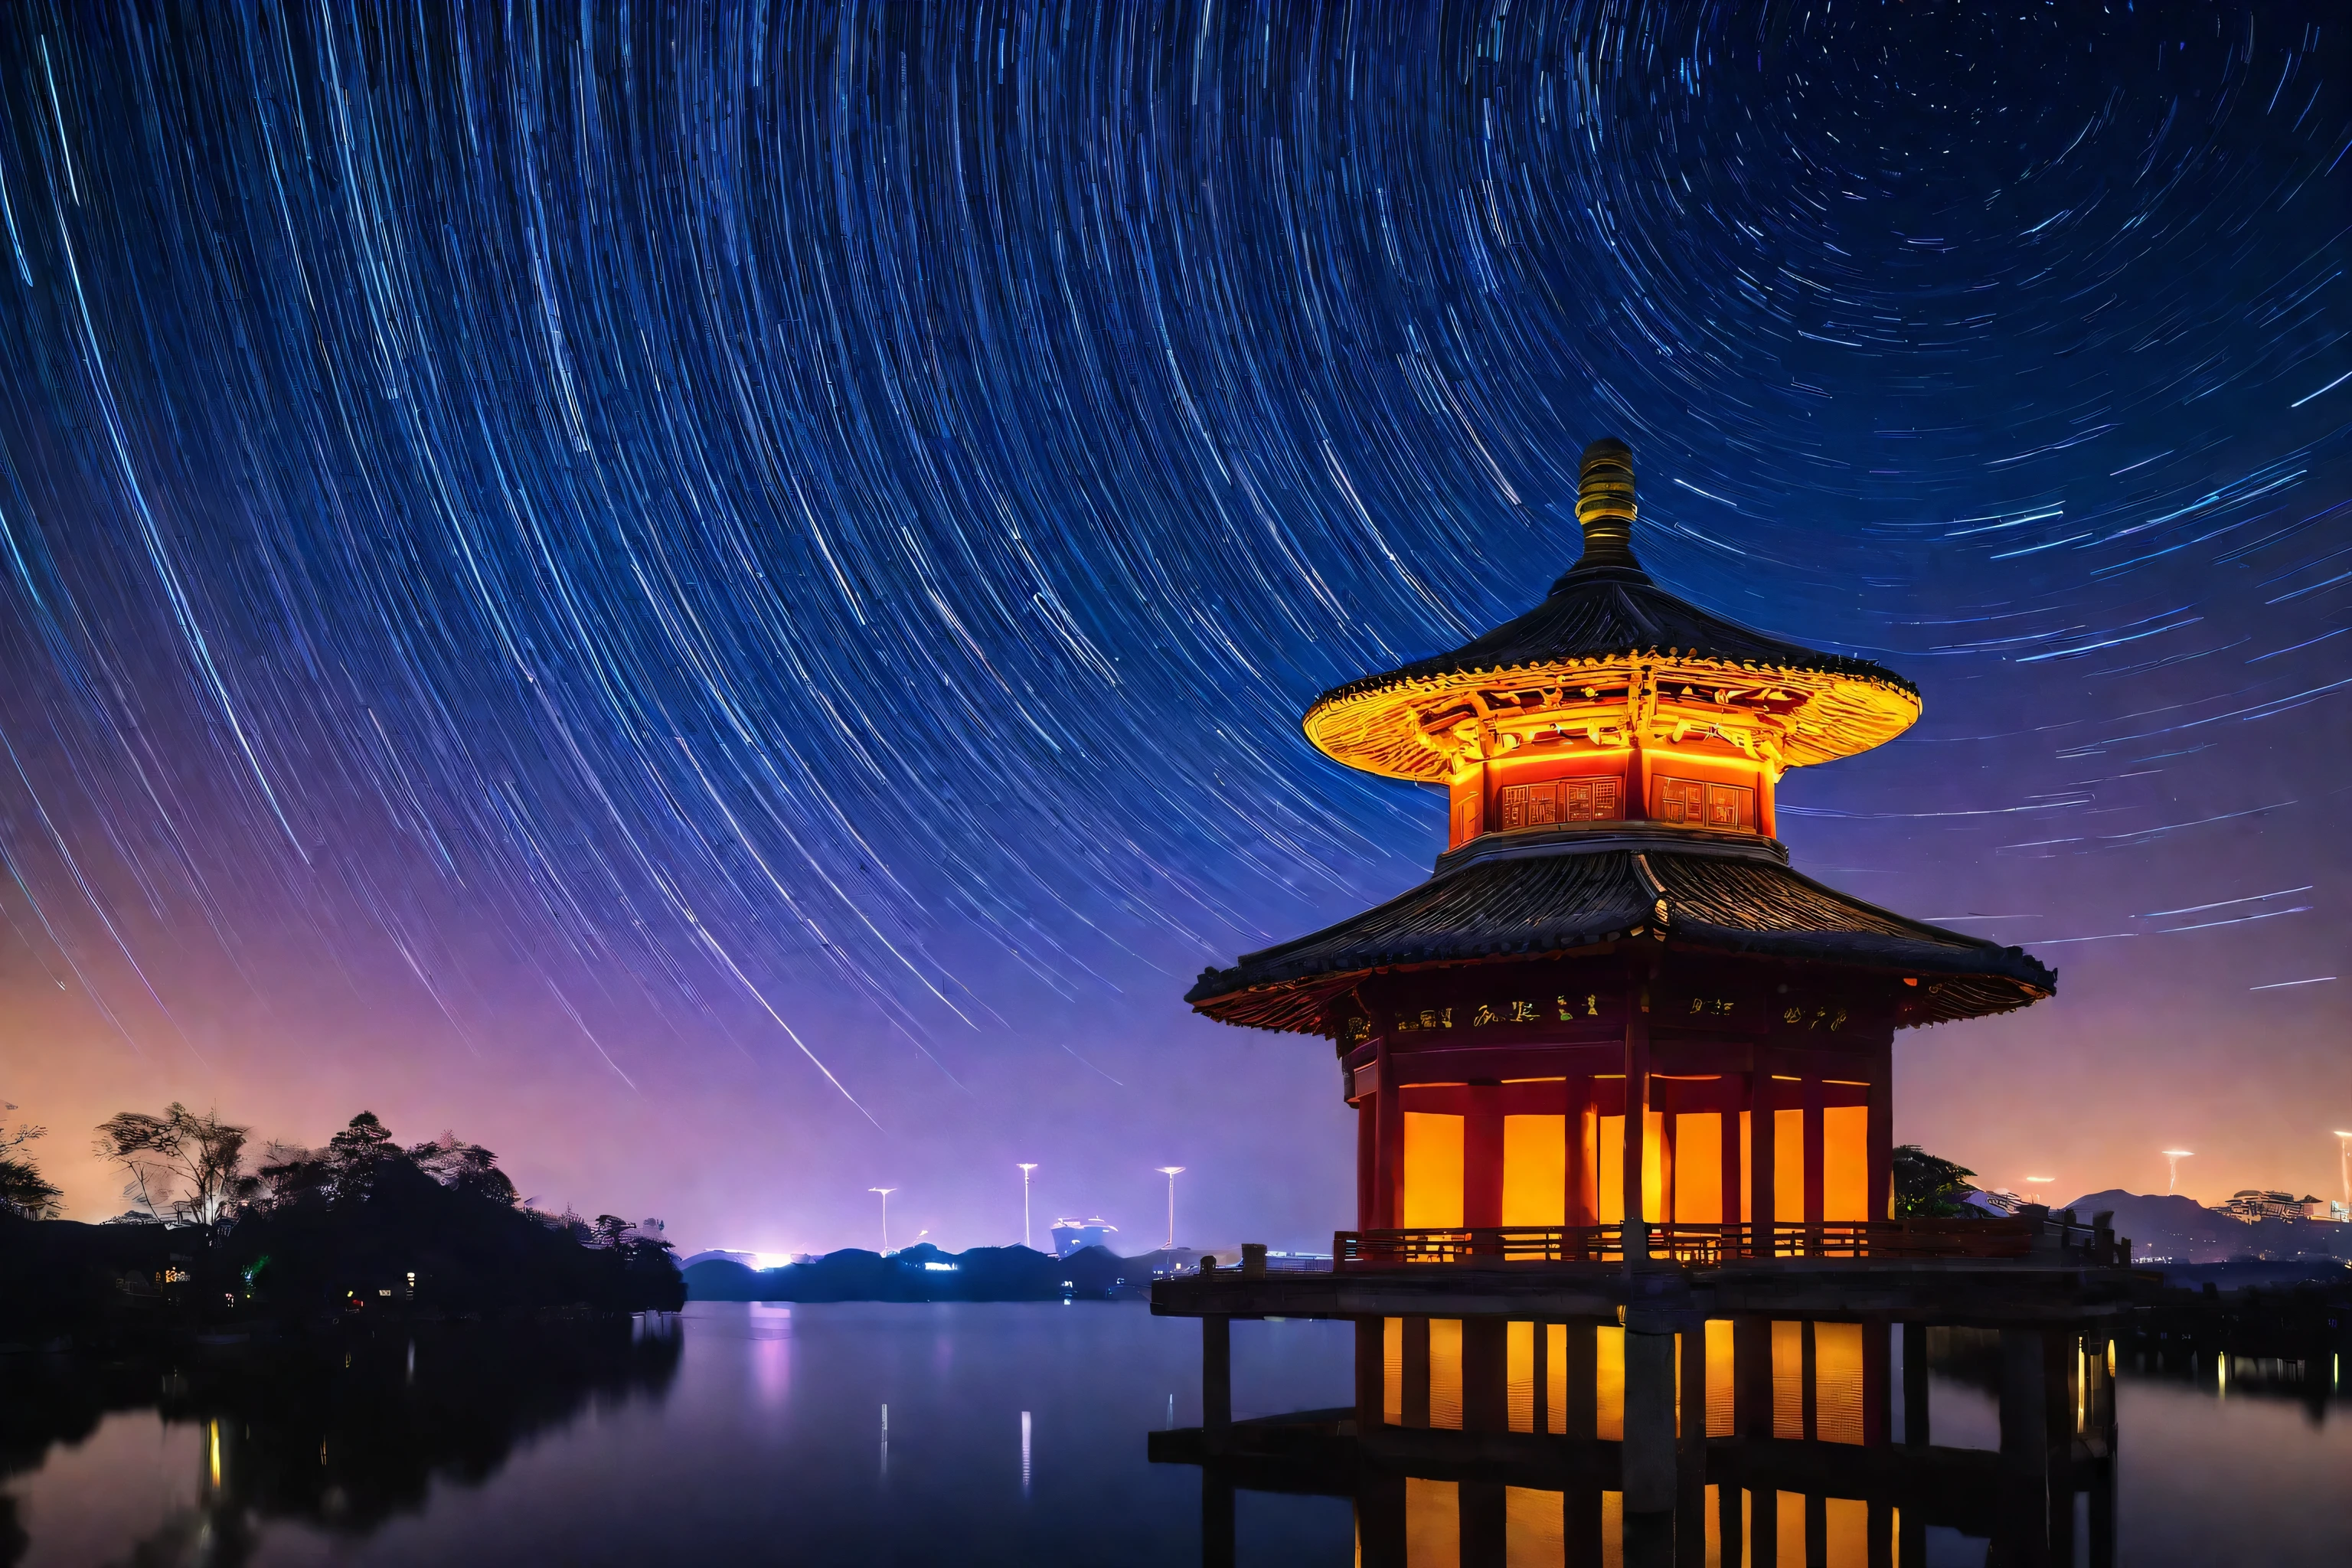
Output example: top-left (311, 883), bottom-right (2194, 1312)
top-left (3, 1300), bottom-right (2347, 1565)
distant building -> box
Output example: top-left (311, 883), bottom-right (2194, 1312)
top-left (1050, 1217), bottom-right (1119, 1257)
top-left (2211, 1190), bottom-right (2312, 1223)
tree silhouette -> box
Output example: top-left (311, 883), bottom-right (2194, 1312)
top-left (1893, 1145), bottom-right (1981, 1218)
top-left (91, 1105), bottom-right (253, 1230)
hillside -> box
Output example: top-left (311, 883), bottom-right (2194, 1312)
top-left (683, 1242), bottom-right (1140, 1302)
top-left (2062, 1189), bottom-right (2352, 1266)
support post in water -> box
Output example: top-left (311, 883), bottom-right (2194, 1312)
top-left (1200, 1469), bottom-right (1236, 1568)
top-left (1903, 1321), bottom-right (1930, 1446)
top-left (1622, 1310), bottom-right (1677, 1515)
top-left (1202, 1315), bottom-right (1231, 1436)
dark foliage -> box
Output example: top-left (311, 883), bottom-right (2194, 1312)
top-left (224, 1114), bottom-right (684, 1323)
top-left (0, 1111), bottom-right (60, 1222)
top-left (1892, 1144), bottom-right (1980, 1219)
top-left (0, 1155), bottom-right (61, 1223)
top-left (0, 1110), bottom-right (681, 1345)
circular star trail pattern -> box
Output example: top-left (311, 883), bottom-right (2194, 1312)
top-left (0, 5), bottom-right (2345, 1199)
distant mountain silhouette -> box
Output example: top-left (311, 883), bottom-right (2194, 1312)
top-left (684, 1242), bottom-right (1144, 1302)
top-left (2062, 1189), bottom-right (2352, 1266)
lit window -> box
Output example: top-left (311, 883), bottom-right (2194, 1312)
top-left (1655, 776), bottom-right (1753, 830)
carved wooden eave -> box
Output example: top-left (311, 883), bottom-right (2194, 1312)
top-left (1305, 651), bottom-right (1922, 782)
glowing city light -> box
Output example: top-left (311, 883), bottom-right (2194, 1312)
top-left (1155, 1167), bottom-right (1186, 1250)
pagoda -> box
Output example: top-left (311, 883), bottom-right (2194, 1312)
top-left (1184, 439), bottom-right (2056, 1259)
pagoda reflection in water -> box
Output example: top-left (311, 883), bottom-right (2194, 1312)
top-left (1155, 1316), bottom-right (2118, 1566)
top-left (1155, 439), bottom-right (2140, 1566)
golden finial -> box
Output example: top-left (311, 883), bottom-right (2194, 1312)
top-left (1573, 437), bottom-right (1638, 570)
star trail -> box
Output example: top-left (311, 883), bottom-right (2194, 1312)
top-left (0, 3), bottom-right (2345, 1246)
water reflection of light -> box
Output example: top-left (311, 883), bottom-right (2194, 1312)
top-left (750, 1305), bottom-right (792, 1406)
top-left (879, 1403), bottom-right (889, 1480)
top-left (207, 1420), bottom-right (221, 1491)
top-left (1020, 1410), bottom-right (1032, 1498)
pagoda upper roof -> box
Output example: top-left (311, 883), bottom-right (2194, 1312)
top-left (1184, 828), bottom-right (2055, 1034)
top-left (1302, 439), bottom-right (1922, 779)
top-left (1320, 559), bottom-right (1915, 710)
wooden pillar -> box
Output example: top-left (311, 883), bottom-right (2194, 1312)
top-left (1357, 1471), bottom-right (1408, 1568)
top-left (1658, 1081), bottom-right (1679, 1226)
top-left (1357, 1090), bottom-right (1378, 1233)
top-left (1677, 1321), bottom-right (1710, 1565)
top-left (1375, 1060), bottom-right (1404, 1231)
top-left (1867, 1037), bottom-right (1895, 1221)
top-left (1900, 1504), bottom-right (1926, 1568)
top-left (1680, 1321), bottom-right (1709, 1446)
top-left (1355, 1318), bottom-right (1385, 1429)
top-left (1749, 1070), bottom-right (1776, 1255)
top-left (1465, 1084), bottom-right (1504, 1229)
top-left (1625, 974), bottom-right (1652, 1240)
top-left (1751, 1487), bottom-right (1780, 1568)
top-left (1999, 1328), bottom-right (2049, 1466)
top-left (1461, 1481), bottom-right (1508, 1568)
top-left (1903, 1321), bottom-right (1932, 1446)
top-left (1998, 1327), bottom-right (2061, 1562)
top-left (1464, 1317), bottom-right (1508, 1432)
top-left (1203, 1317), bottom-right (1231, 1435)
top-left (1622, 1318), bottom-right (1677, 1514)
top-left (1532, 1317), bottom-right (1552, 1435)
top-left (2048, 1334), bottom-right (2079, 1567)
top-left (1799, 1320), bottom-right (1818, 1442)
top-left (1567, 1076), bottom-right (1598, 1230)
top-left (1564, 1320), bottom-right (1599, 1439)
top-left (1734, 1315), bottom-right (1773, 1439)
top-left (1720, 1089), bottom-right (1744, 1239)
top-left (2089, 1411), bottom-right (2118, 1568)
top-left (1802, 1076), bottom-right (1825, 1227)
top-left (1566, 1486), bottom-right (1606, 1568)
top-left (1202, 1471), bottom-right (1236, 1568)
top-left (1718, 1476), bottom-right (1745, 1568)
top-left (1401, 1317), bottom-right (1432, 1428)
top-left (1624, 1509), bottom-right (1674, 1568)
top-left (1863, 1319), bottom-right (1890, 1447)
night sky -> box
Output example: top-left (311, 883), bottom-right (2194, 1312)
top-left (1, 4), bottom-right (2346, 1253)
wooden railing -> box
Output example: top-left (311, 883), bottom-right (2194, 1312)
top-left (1331, 1211), bottom-right (2131, 1271)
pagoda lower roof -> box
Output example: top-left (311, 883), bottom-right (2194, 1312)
top-left (1185, 826), bottom-right (2054, 1034)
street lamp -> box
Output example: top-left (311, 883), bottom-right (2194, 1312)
top-left (1018, 1164), bottom-right (1039, 1249)
top-left (868, 1187), bottom-right (897, 1252)
top-left (1155, 1167), bottom-right (1186, 1251)
top-left (2161, 1150), bottom-right (2193, 1194)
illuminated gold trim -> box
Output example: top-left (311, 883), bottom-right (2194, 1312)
top-left (1303, 652), bottom-right (1921, 781)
